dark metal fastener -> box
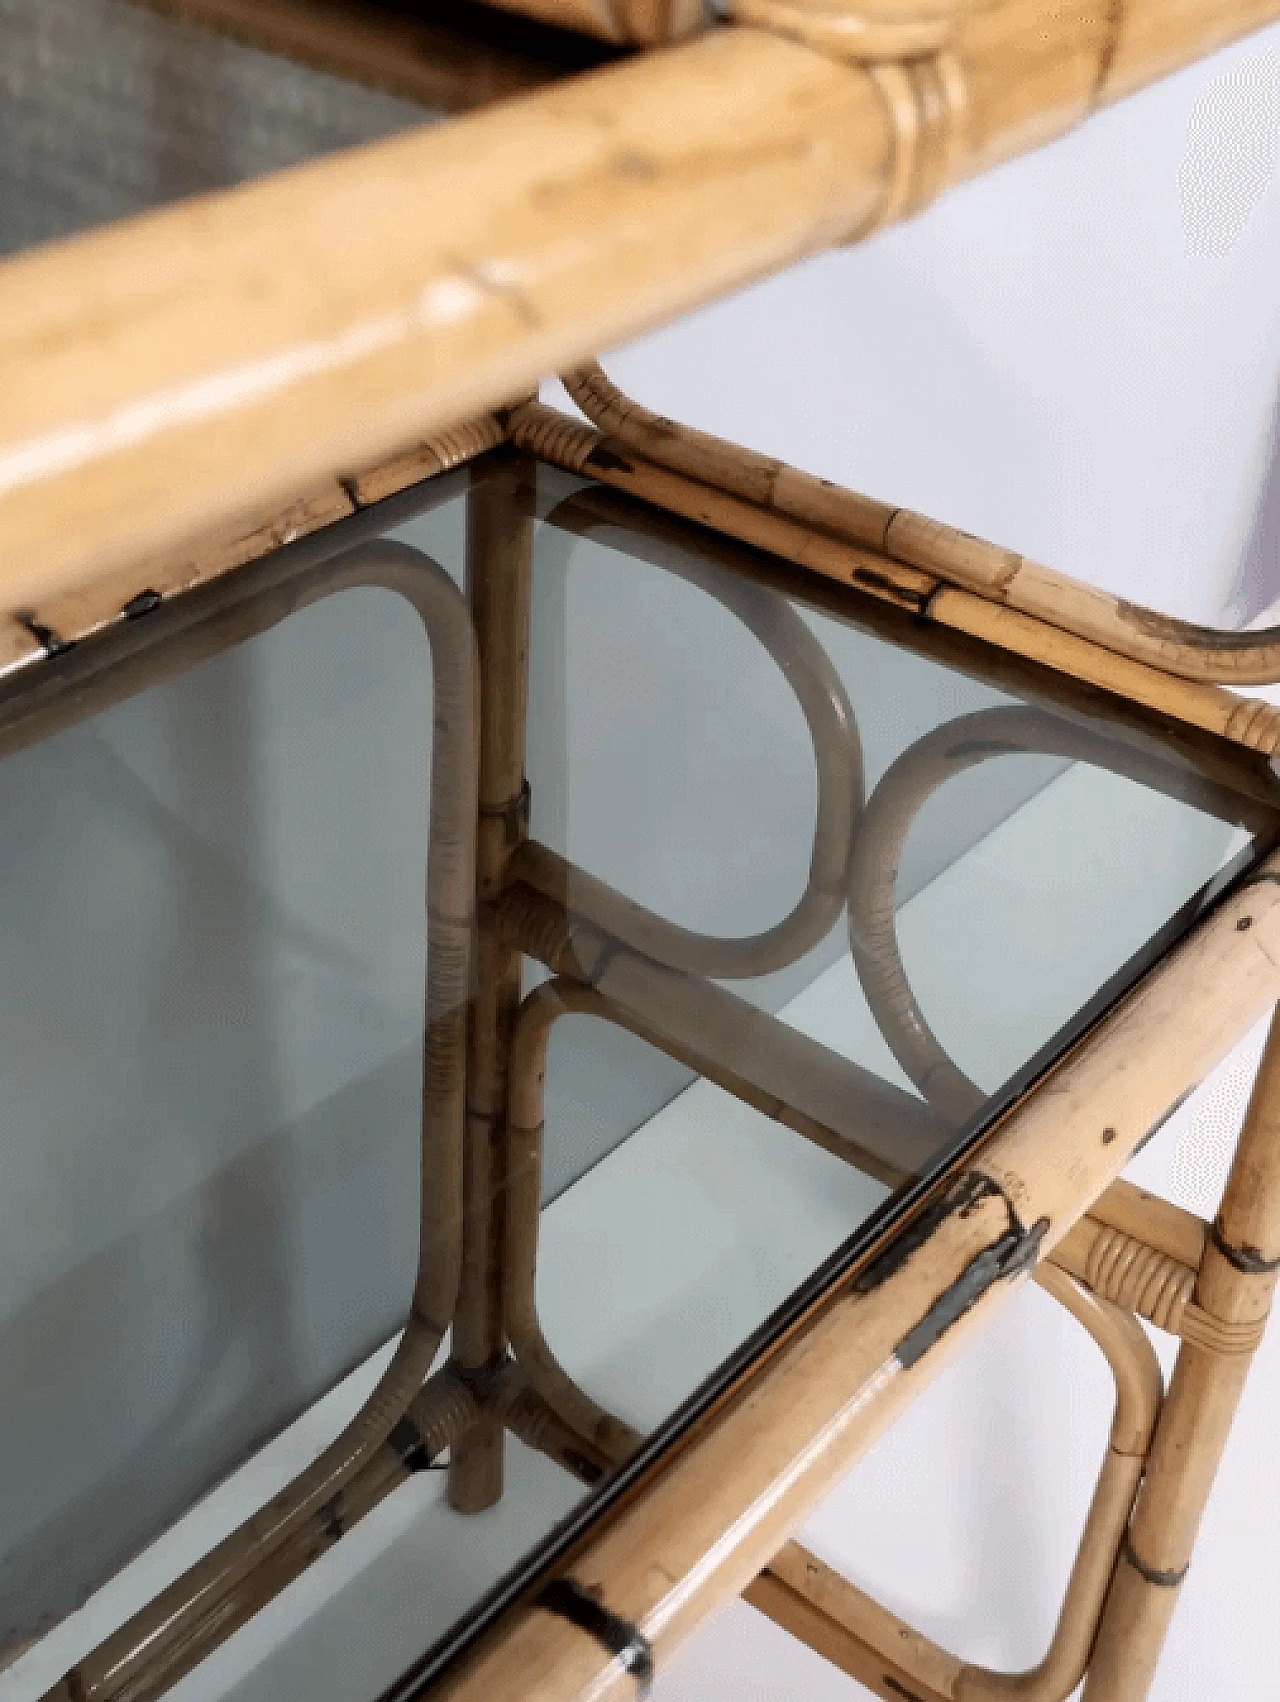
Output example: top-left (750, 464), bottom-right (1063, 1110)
top-left (537, 1578), bottom-right (654, 1698)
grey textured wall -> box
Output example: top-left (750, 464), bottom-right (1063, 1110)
top-left (0, 0), bottom-right (424, 256)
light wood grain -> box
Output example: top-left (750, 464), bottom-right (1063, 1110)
top-left (515, 402), bottom-right (1280, 747)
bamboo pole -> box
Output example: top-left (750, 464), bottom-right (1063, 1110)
top-left (564, 361), bottom-right (1280, 688)
top-left (6, 0), bottom-right (1280, 612)
top-left (1083, 1006), bottom-right (1280, 1700)
top-left (544, 480), bottom-right (1280, 829)
top-left (435, 859), bottom-right (1280, 1702)
top-left (449, 454), bottom-right (536, 1512)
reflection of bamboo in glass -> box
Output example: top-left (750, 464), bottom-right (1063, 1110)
top-left (496, 876), bottom-right (948, 1182)
top-left (494, 953), bottom-right (950, 1464)
top-left (845, 703), bottom-right (1237, 1126)
top-left (844, 697), bottom-right (1252, 1123)
top-left (40, 539), bottom-right (479, 1702)
top-left (510, 532), bottom-right (863, 977)
top-left (449, 455), bottom-right (535, 1514)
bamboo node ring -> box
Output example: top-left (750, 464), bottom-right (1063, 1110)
top-left (726, 2), bottom-right (969, 234)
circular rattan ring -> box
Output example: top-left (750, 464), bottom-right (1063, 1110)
top-left (848, 704), bottom-right (1223, 1125)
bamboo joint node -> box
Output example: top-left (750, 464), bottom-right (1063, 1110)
top-left (1223, 695), bottom-right (1280, 756)
top-left (727, 1), bottom-right (968, 232)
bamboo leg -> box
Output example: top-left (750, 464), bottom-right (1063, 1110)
top-left (1082, 1005), bottom-right (1280, 1700)
top-left (450, 456), bottom-right (535, 1513)
top-left (745, 1271), bottom-right (1161, 1702)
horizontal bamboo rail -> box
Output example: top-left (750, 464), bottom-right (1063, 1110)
top-left (4, 0), bottom-right (1279, 613)
top-left (515, 401), bottom-right (1280, 736)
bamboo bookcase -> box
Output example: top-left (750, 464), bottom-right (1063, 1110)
top-left (5, 3), bottom-right (1280, 1701)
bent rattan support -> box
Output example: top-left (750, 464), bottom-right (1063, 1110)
top-left (495, 872), bottom-right (951, 1182)
top-left (560, 363), bottom-right (1280, 688)
top-left (507, 537), bottom-right (864, 978)
top-left (495, 957), bottom-right (947, 1467)
top-left (38, 539), bottom-right (479, 1702)
top-left (449, 453), bottom-right (537, 1512)
top-left (496, 959), bottom-right (948, 1474)
top-left (511, 403), bottom-right (1280, 756)
top-left (746, 1264), bottom-right (1163, 1702)
top-left (842, 701), bottom-right (1246, 1126)
top-left (504, 979), bottom-right (649, 1466)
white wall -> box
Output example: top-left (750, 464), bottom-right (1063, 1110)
top-left (634, 25), bottom-right (1280, 1702)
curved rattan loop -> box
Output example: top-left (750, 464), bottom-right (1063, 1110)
top-left (521, 490), bottom-right (864, 978)
top-left (953, 1264), bottom-right (1163, 1701)
top-left (847, 704), bottom-right (1217, 1125)
top-left (47, 540), bottom-right (478, 1702)
top-left (505, 978), bottom-right (650, 1467)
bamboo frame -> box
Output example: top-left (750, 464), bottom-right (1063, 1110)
top-left (9, 397), bottom-right (1280, 1702)
top-left (559, 361), bottom-right (1280, 691)
top-left (513, 401), bottom-right (1280, 751)
top-left (448, 454), bottom-right (537, 1511)
top-left (433, 858), bottom-right (1280, 1702)
top-left (120, 0), bottom-right (605, 109)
